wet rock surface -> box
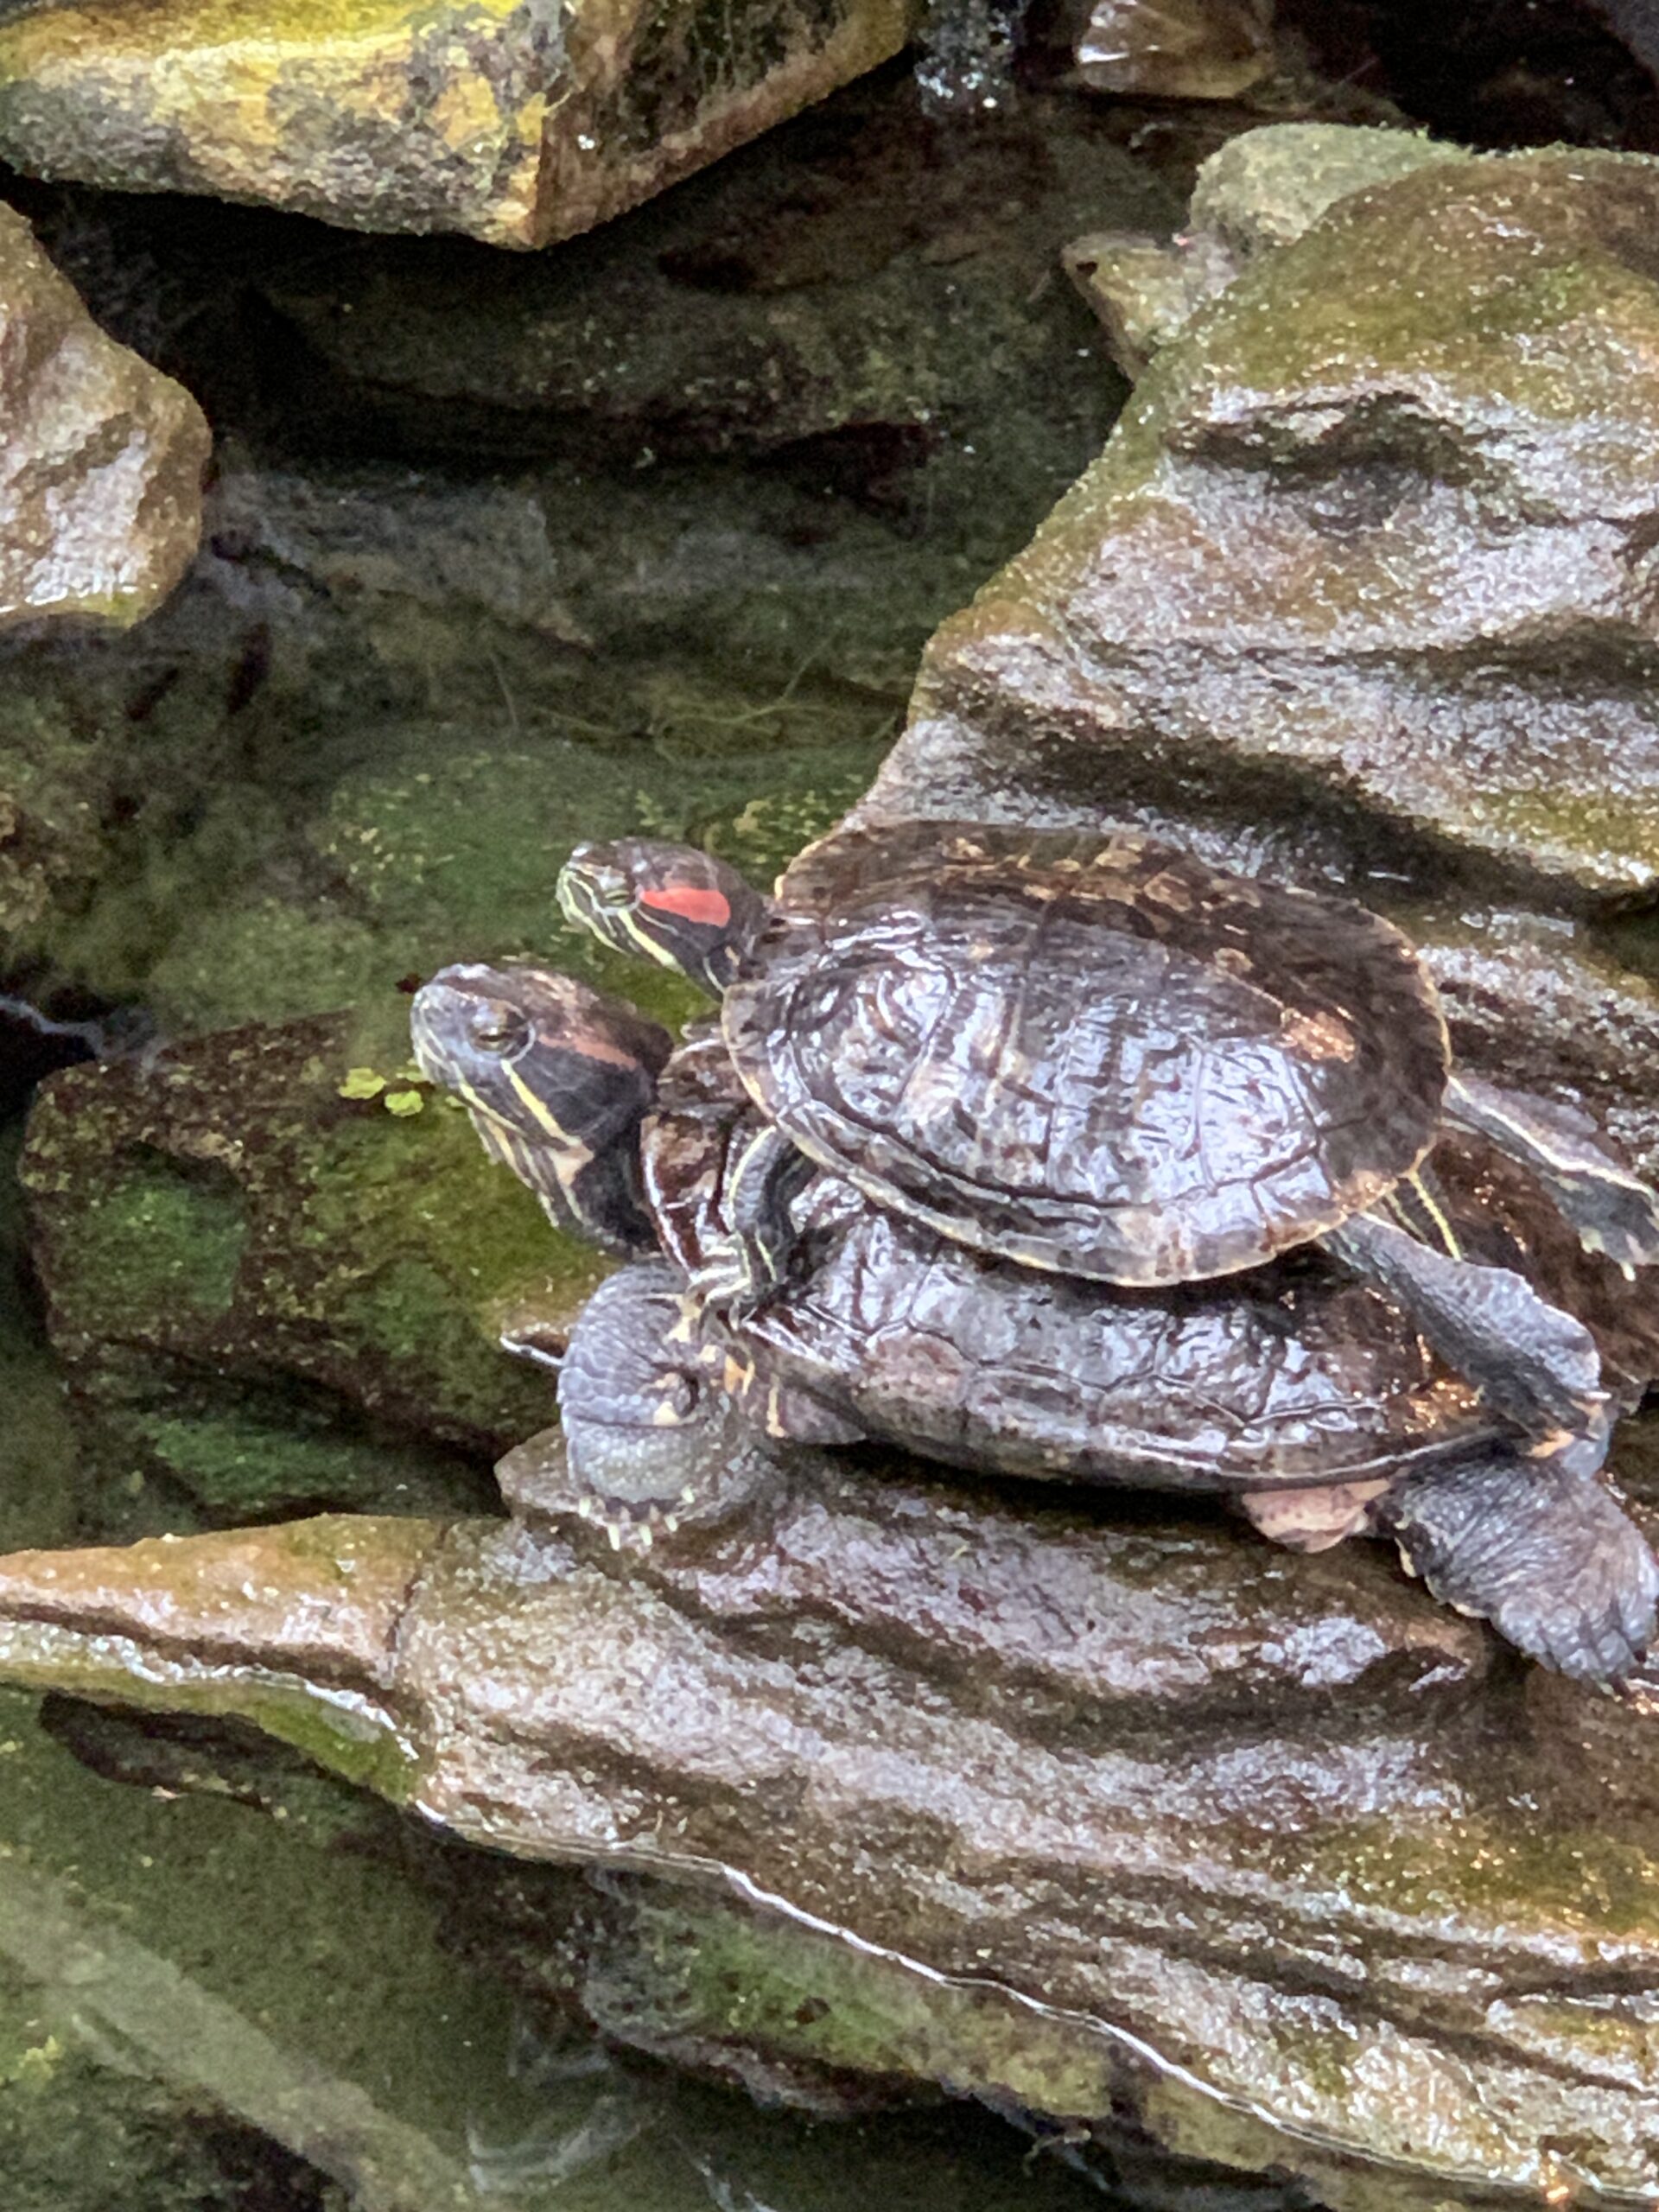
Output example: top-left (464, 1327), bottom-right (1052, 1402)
top-left (0, 72), bottom-right (1147, 1034)
top-left (875, 144), bottom-right (1659, 906)
top-left (0, 204), bottom-right (207, 632)
top-left (6, 1455), bottom-right (1659, 2208)
top-left (1065, 122), bottom-right (1463, 375)
top-left (3, 43), bottom-right (1659, 2212)
top-left (254, 85), bottom-right (1164, 466)
top-left (0, 0), bottom-right (912, 249)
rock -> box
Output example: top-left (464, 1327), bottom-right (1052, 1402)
top-left (0, 73), bottom-right (1160, 1030)
top-left (1413, 903), bottom-right (1659, 1182)
top-left (0, 447), bottom-right (917, 1033)
top-left (251, 85), bottom-right (1162, 467)
top-left (1071, 0), bottom-right (1276, 100)
top-left (866, 147), bottom-right (1659, 910)
top-left (842, 130), bottom-right (1659, 1194)
top-left (8, 1463), bottom-right (1659, 2206)
top-left (1065, 123), bottom-right (1465, 374)
top-left (0, 205), bottom-right (207, 632)
top-left (17, 1007), bottom-right (593, 1528)
top-left (0, 0), bottom-right (912, 249)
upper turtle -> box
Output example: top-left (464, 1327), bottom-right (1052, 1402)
top-left (559, 821), bottom-right (1451, 1286)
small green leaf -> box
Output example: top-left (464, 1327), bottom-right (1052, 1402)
top-left (384, 1090), bottom-right (425, 1116)
top-left (339, 1067), bottom-right (387, 1100)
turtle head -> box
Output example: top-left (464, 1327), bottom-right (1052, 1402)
top-left (410, 963), bottom-right (672, 1255)
top-left (556, 840), bottom-right (768, 996)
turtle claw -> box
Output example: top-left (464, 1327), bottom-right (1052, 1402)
top-left (1378, 1452), bottom-right (1659, 1683)
top-left (574, 1488), bottom-right (690, 1554)
top-left (1488, 1536), bottom-right (1659, 1686)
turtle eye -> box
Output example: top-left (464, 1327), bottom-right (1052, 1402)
top-left (467, 1006), bottom-right (526, 1055)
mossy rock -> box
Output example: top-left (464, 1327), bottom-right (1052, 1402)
top-left (887, 143), bottom-right (1659, 906)
top-left (0, 0), bottom-right (912, 247)
top-left (19, 1004), bottom-right (592, 1527)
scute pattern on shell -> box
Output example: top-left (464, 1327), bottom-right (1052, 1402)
top-left (644, 1033), bottom-right (1497, 1493)
top-left (727, 823), bottom-right (1451, 1285)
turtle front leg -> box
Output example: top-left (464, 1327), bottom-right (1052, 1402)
top-left (1443, 1072), bottom-right (1659, 1274)
top-left (1325, 1209), bottom-right (1611, 1476)
top-left (1370, 1451), bottom-right (1659, 1682)
top-left (539, 1261), bottom-right (788, 1548)
top-left (684, 1123), bottom-right (816, 1319)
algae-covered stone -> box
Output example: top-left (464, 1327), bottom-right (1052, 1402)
top-left (0, 75), bottom-right (1150, 1026)
top-left (1066, 124), bottom-right (1466, 374)
top-left (0, 0), bottom-right (912, 249)
top-left (873, 145), bottom-right (1659, 905)
top-left (0, 204), bottom-right (207, 631)
top-left (17, 1007), bottom-right (594, 1524)
top-left (7, 1465), bottom-right (1659, 2209)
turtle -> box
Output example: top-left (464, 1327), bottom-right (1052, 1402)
top-left (557, 823), bottom-right (1659, 1481)
top-left (410, 959), bottom-right (1659, 1681)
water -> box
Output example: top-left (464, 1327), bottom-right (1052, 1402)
top-left (10, 39), bottom-right (1659, 2211)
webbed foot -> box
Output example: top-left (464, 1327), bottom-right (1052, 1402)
top-left (1376, 1452), bottom-right (1659, 1682)
top-left (509, 1262), bottom-right (785, 1547)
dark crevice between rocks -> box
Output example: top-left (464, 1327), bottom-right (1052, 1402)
top-left (1279, 0), bottom-right (1659, 152)
top-left (0, 981), bottom-right (149, 1118)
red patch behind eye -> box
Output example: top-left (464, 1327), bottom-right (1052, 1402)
top-left (640, 885), bottom-right (732, 928)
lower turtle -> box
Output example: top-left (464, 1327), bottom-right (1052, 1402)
top-left (556, 827), bottom-right (1659, 1487)
top-left (410, 960), bottom-right (1659, 1682)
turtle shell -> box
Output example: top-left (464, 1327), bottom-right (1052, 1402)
top-left (644, 1033), bottom-right (1497, 1495)
top-left (722, 822), bottom-right (1451, 1287)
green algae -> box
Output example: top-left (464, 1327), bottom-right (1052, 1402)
top-left (130, 1401), bottom-right (484, 1519)
top-left (1257, 1809), bottom-right (1659, 1942)
top-left (124, 709), bottom-right (890, 1038)
top-left (42, 1146), bottom-right (247, 1333)
top-left (20, 1007), bottom-right (591, 1524)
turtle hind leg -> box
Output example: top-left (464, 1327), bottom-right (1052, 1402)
top-left (1372, 1452), bottom-right (1659, 1682)
top-left (1325, 1208), bottom-right (1611, 1474)
top-left (1444, 1071), bottom-right (1659, 1274)
top-left (512, 1261), bottom-right (785, 1547)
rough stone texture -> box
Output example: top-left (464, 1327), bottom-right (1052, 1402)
top-left (868, 146), bottom-right (1659, 908)
top-left (8, 1459), bottom-right (1659, 2208)
top-left (0, 0), bottom-right (913, 250)
top-left (0, 77), bottom-right (1151, 1033)
top-left (1410, 904), bottom-right (1659, 1183)
top-left (0, 203), bottom-right (207, 631)
top-left (255, 89), bottom-right (1164, 464)
top-left (839, 141), bottom-right (1659, 1189)
top-left (1065, 124), bottom-right (1465, 375)
top-left (17, 1009), bottom-right (592, 1526)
